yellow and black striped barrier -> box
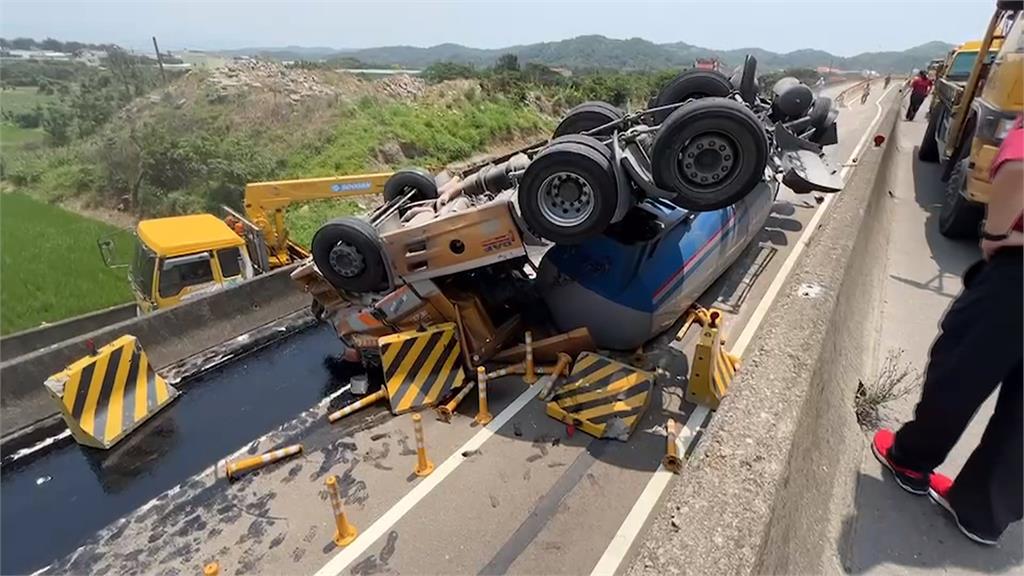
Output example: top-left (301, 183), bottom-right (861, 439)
top-left (545, 352), bottom-right (653, 441)
top-left (379, 323), bottom-right (466, 415)
top-left (687, 319), bottom-right (740, 410)
top-left (44, 335), bottom-right (178, 449)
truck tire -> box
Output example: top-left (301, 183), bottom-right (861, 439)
top-left (553, 101), bottom-right (624, 137)
top-left (938, 160), bottom-right (982, 239)
top-left (651, 98), bottom-right (768, 212)
top-left (518, 138), bottom-right (618, 244)
top-left (918, 108), bottom-right (940, 162)
top-left (383, 168), bottom-right (439, 203)
top-left (651, 70), bottom-right (733, 122)
top-left (312, 217), bottom-right (390, 293)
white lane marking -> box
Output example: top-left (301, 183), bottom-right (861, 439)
top-left (590, 83), bottom-right (898, 575)
top-left (4, 429), bottom-right (72, 465)
top-left (315, 382), bottom-right (543, 576)
top-left (590, 404), bottom-right (709, 576)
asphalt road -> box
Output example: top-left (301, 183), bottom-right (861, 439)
top-left (20, 81), bottom-right (895, 576)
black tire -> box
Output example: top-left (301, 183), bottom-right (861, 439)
top-left (383, 168), bottom-right (439, 203)
top-left (651, 98), bottom-right (768, 212)
top-left (311, 217), bottom-right (389, 293)
top-left (518, 139), bottom-right (618, 244)
top-left (938, 160), bottom-right (983, 239)
top-left (553, 101), bottom-right (624, 137)
top-left (651, 69), bottom-right (732, 122)
top-left (808, 97), bottom-right (834, 130)
top-left (918, 108), bottom-right (941, 162)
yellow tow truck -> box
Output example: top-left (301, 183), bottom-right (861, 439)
top-left (101, 170), bottom-right (430, 312)
top-left (919, 1), bottom-right (1022, 237)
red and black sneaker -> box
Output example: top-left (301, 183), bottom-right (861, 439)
top-left (871, 429), bottom-right (930, 495)
top-left (928, 473), bottom-right (999, 546)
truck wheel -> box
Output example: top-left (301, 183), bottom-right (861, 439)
top-left (553, 101), bottom-right (624, 137)
top-left (938, 160), bottom-right (982, 239)
top-left (651, 98), bottom-right (768, 212)
top-left (383, 168), bottom-right (438, 204)
top-left (312, 217), bottom-right (389, 293)
top-left (651, 70), bottom-right (733, 122)
top-left (518, 138), bottom-right (618, 244)
top-left (918, 109), bottom-right (940, 162)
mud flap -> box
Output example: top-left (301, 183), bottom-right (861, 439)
top-left (775, 123), bottom-right (844, 194)
top-left (44, 335), bottom-right (178, 449)
top-left (545, 352), bottom-right (653, 441)
top-left (379, 323), bottom-right (466, 415)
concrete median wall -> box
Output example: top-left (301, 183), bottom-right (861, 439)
top-left (1, 303), bottom-right (137, 360)
top-left (0, 264), bottom-right (309, 439)
top-left (628, 96), bottom-right (902, 575)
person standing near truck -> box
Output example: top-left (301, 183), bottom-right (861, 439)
top-left (872, 118), bottom-right (1023, 545)
top-left (906, 70), bottom-right (933, 120)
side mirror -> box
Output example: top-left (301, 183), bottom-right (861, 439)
top-left (97, 236), bottom-right (126, 268)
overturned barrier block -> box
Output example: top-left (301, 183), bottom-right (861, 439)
top-left (380, 323), bottom-right (466, 415)
top-left (545, 352), bottom-right (653, 441)
top-left (687, 321), bottom-right (740, 410)
top-left (44, 335), bottom-right (178, 449)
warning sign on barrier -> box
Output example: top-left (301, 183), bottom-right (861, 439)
top-left (44, 335), bottom-right (178, 449)
top-left (546, 352), bottom-right (653, 441)
top-left (379, 323), bottom-right (466, 415)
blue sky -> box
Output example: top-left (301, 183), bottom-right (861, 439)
top-left (1, 1), bottom-right (992, 55)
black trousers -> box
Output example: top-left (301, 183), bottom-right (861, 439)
top-left (906, 92), bottom-right (926, 120)
top-left (893, 249), bottom-right (1023, 538)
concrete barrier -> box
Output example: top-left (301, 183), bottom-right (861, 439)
top-left (1, 303), bottom-right (137, 360)
top-left (628, 95), bottom-right (902, 575)
top-left (0, 264), bottom-right (310, 440)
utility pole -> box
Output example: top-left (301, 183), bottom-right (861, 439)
top-left (152, 36), bottom-right (167, 84)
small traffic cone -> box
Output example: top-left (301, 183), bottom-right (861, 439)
top-left (325, 475), bottom-right (358, 546)
top-left (412, 413), bottom-right (435, 476)
top-left (538, 352), bottom-right (572, 401)
top-left (475, 366), bottom-right (493, 425)
top-left (203, 562), bottom-right (219, 576)
top-left (523, 331), bottom-right (537, 384)
top-left (663, 419), bottom-right (683, 474)
top-left (224, 444), bottom-right (302, 480)
top-left (436, 380), bottom-right (476, 422)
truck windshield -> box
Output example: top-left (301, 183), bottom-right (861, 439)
top-left (132, 240), bottom-right (157, 296)
top-left (946, 50), bottom-right (997, 80)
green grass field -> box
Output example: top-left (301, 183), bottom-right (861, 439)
top-left (284, 198), bottom-right (364, 248)
top-left (0, 87), bottom-right (54, 151)
top-left (1, 192), bottom-right (134, 335)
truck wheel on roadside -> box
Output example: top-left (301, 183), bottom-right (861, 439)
top-left (518, 138), bottom-right (618, 244)
top-left (651, 69), bottom-right (733, 123)
top-left (553, 101), bottom-right (624, 137)
top-left (312, 217), bottom-right (390, 293)
top-left (918, 109), bottom-right (940, 163)
top-left (938, 160), bottom-right (983, 239)
top-left (383, 168), bottom-right (439, 204)
top-left (651, 97), bottom-right (768, 212)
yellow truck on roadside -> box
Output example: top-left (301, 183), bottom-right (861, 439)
top-left (919, 1), bottom-right (1022, 238)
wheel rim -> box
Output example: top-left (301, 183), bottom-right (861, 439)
top-left (677, 132), bottom-right (738, 190)
top-left (329, 241), bottom-right (365, 278)
top-left (537, 171), bottom-right (595, 227)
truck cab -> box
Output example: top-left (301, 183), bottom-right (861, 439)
top-left (920, 1), bottom-right (1021, 238)
top-left (130, 214), bottom-right (254, 312)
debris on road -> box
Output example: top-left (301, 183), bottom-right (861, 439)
top-left (537, 352), bottom-right (573, 401)
top-left (223, 444), bottom-right (303, 480)
top-left (686, 309), bottom-right (741, 409)
top-left (44, 334), bottom-right (179, 449)
top-left (492, 328), bottom-right (594, 364)
top-left (663, 419), bottom-right (684, 474)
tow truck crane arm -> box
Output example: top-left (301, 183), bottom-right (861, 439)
top-left (242, 172), bottom-right (394, 268)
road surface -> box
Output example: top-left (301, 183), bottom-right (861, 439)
top-left (3, 81), bottom-right (895, 576)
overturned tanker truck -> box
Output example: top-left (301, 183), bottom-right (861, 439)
top-left (292, 55), bottom-right (843, 368)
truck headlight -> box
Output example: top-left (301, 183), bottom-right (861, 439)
top-left (973, 99), bottom-right (1017, 144)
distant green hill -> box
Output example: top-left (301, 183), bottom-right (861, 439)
top-left (218, 35), bottom-right (954, 73)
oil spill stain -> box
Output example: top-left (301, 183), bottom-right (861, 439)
top-left (269, 532), bottom-right (287, 550)
top-left (280, 463), bottom-right (304, 484)
top-left (291, 547), bottom-right (306, 563)
top-left (489, 494), bottom-right (500, 508)
top-left (379, 531), bottom-right (399, 564)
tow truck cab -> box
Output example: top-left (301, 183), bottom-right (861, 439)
top-left (132, 214), bottom-right (254, 312)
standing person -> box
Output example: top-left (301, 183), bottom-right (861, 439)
top-left (906, 69), bottom-right (933, 120)
top-left (861, 80), bottom-right (872, 105)
top-left (872, 117), bottom-right (1023, 545)
top-left (884, 74), bottom-right (892, 89)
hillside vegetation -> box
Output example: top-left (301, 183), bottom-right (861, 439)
top-left (222, 36), bottom-right (954, 73)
